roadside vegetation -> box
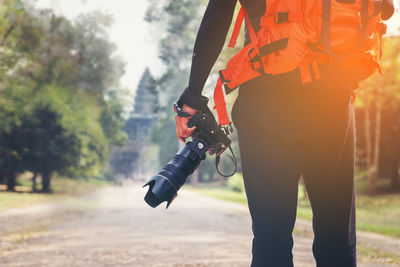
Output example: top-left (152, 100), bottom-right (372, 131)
top-left (188, 173), bottom-right (400, 239)
top-left (0, 1), bottom-right (129, 193)
top-left (0, 174), bottom-right (111, 210)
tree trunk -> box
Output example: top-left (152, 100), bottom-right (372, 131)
top-left (0, 22), bottom-right (16, 47)
top-left (365, 106), bottom-right (372, 179)
top-left (390, 156), bottom-right (400, 190)
top-left (41, 171), bottom-right (52, 193)
top-left (368, 105), bottom-right (381, 195)
top-left (6, 173), bottom-right (16, 192)
top-left (32, 172), bottom-right (38, 193)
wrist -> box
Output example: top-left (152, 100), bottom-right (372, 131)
top-left (178, 87), bottom-right (209, 111)
top-left (182, 104), bottom-right (198, 115)
top-left (174, 102), bottom-right (196, 117)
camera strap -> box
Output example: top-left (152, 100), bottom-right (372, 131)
top-left (215, 145), bottom-right (237, 178)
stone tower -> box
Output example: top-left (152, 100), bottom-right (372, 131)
top-left (110, 68), bottom-right (158, 180)
top-left (132, 68), bottom-right (157, 116)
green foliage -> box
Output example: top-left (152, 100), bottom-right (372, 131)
top-left (151, 113), bottom-right (180, 167)
top-left (357, 36), bottom-right (400, 106)
top-left (227, 173), bottom-right (245, 192)
top-left (12, 102), bottom-right (81, 175)
top-left (145, 0), bottom-right (205, 105)
top-left (0, 2), bottom-right (129, 191)
top-left (355, 36), bottom-right (400, 189)
top-left (146, 0), bottom-right (209, 169)
top-left (99, 91), bottom-right (128, 147)
top-left (187, 185), bottom-right (247, 205)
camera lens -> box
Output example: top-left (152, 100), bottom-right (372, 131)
top-left (143, 142), bottom-right (202, 208)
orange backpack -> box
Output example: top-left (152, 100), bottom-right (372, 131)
top-left (214, 0), bottom-right (387, 126)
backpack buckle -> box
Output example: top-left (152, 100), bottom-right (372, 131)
top-left (248, 48), bottom-right (264, 74)
top-left (251, 61), bottom-right (263, 72)
top-left (219, 70), bottom-right (237, 95)
top-left (248, 48), bottom-right (259, 61)
top-left (219, 70), bottom-right (230, 83)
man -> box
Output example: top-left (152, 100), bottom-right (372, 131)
top-left (175, 1), bottom-right (394, 266)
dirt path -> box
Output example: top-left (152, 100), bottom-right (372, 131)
top-left (0, 184), bottom-right (398, 266)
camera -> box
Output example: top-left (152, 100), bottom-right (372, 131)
top-left (143, 104), bottom-right (232, 208)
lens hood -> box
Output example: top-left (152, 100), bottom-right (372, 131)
top-left (143, 174), bottom-right (178, 208)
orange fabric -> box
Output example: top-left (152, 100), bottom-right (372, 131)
top-left (212, 0), bottom-right (385, 125)
top-left (213, 78), bottom-right (231, 126)
top-left (228, 7), bottom-right (246, 48)
top-left (222, 44), bottom-right (262, 90)
top-left (260, 12), bottom-right (303, 28)
top-left (315, 52), bottom-right (382, 83)
top-left (265, 0), bottom-right (281, 17)
top-left (228, 5), bottom-right (257, 48)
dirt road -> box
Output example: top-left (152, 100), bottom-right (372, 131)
top-left (0, 184), bottom-right (398, 266)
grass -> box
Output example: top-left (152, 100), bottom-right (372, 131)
top-left (195, 187), bottom-right (248, 204)
top-left (188, 182), bottom-right (400, 264)
top-left (356, 194), bottom-right (400, 237)
top-left (0, 174), bottom-right (111, 211)
top-left (187, 179), bottom-right (400, 238)
top-left (358, 244), bottom-right (400, 265)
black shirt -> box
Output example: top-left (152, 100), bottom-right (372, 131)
top-left (178, 0), bottom-right (240, 110)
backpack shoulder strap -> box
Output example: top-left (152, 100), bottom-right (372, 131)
top-left (228, 3), bottom-right (257, 48)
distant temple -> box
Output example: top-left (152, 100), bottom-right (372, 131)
top-left (110, 68), bottom-right (158, 180)
top-left (126, 68), bottom-right (158, 143)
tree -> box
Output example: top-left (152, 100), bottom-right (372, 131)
top-left (99, 91), bottom-right (128, 147)
top-left (356, 36), bottom-right (400, 194)
top-left (0, 3), bottom-right (128, 192)
top-left (145, 0), bottom-right (206, 172)
top-left (17, 105), bottom-right (81, 193)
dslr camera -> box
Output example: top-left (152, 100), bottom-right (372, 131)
top-left (143, 102), bottom-right (233, 208)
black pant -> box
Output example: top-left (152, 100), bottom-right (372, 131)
top-left (231, 74), bottom-right (356, 267)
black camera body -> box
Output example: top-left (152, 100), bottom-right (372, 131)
top-left (187, 112), bottom-right (231, 156)
top-left (143, 109), bottom-right (231, 208)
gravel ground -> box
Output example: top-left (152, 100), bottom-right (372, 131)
top-left (0, 184), bottom-right (398, 266)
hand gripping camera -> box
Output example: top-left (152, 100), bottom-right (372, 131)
top-left (143, 103), bottom-right (235, 208)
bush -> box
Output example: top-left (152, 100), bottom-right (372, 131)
top-left (227, 173), bottom-right (245, 193)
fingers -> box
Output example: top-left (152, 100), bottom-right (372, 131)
top-left (175, 124), bottom-right (186, 143)
top-left (175, 115), bottom-right (196, 142)
top-left (175, 115), bottom-right (186, 137)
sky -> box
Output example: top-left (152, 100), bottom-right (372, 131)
top-left (31, 0), bottom-right (400, 97)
